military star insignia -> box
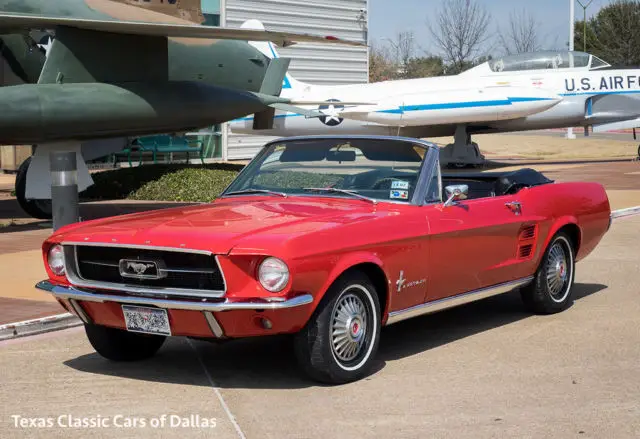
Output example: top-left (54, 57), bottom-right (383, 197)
top-left (38, 37), bottom-right (54, 58)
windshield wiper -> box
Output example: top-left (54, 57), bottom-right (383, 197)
top-left (224, 189), bottom-right (287, 198)
top-left (303, 188), bottom-right (377, 204)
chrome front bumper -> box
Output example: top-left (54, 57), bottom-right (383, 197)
top-left (36, 280), bottom-right (314, 312)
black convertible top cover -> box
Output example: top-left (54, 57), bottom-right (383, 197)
top-left (442, 168), bottom-right (554, 196)
top-left (494, 168), bottom-right (554, 194)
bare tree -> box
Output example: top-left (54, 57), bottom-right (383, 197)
top-left (499, 9), bottom-right (541, 55)
top-left (428, 0), bottom-right (492, 73)
top-left (369, 42), bottom-right (398, 82)
top-left (386, 31), bottom-right (416, 74)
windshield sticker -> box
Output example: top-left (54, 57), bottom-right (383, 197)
top-left (391, 180), bottom-right (409, 190)
top-left (390, 190), bottom-right (409, 200)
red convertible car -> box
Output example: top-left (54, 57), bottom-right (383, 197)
top-left (38, 136), bottom-right (611, 384)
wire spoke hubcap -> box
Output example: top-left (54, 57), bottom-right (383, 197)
top-left (546, 242), bottom-right (569, 300)
top-left (331, 292), bottom-right (368, 363)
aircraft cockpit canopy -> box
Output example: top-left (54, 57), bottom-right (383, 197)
top-left (489, 51), bottom-right (611, 73)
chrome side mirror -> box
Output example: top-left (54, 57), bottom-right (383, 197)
top-left (443, 184), bottom-right (469, 207)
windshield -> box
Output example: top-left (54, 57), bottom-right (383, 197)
top-left (489, 51), bottom-right (593, 72)
top-left (223, 138), bottom-right (428, 203)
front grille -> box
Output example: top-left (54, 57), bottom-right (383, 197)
top-left (72, 245), bottom-right (225, 293)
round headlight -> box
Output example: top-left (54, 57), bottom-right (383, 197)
top-left (47, 244), bottom-right (65, 276)
top-left (258, 257), bottom-right (289, 292)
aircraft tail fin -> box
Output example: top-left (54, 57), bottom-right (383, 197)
top-left (259, 57), bottom-right (291, 96)
top-left (252, 57), bottom-right (291, 129)
top-left (241, 19), bottom-right (310, 94)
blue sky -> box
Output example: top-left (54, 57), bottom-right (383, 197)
top-left (369, 0), bottom-right (615, 57)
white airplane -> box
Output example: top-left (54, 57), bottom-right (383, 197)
top-left (231, 21), bottom-right (640, 166)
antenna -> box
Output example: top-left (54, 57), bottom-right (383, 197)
top-left (567, 0), bottom-right (577, 140)
top-left (576, 0), bottom-right (594, 52)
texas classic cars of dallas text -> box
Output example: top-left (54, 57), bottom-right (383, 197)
top-left (37, 136), bottom-right (611, 384)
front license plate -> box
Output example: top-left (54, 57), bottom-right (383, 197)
top-left (122, 305), bottom-right (171, 336)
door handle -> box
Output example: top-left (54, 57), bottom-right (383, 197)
top-left (505, 201), bottom-right (522, 215)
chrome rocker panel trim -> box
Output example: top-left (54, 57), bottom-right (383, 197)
top-left (386, 276), bottom-right (534, 325)
top-left (36, 280), bottom-right (313, 312)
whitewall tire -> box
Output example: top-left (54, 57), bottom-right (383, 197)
top-left (294, 271), bottom-right (381, 384)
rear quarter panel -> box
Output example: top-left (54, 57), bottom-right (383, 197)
top-left (520, 182), bottom-right (610, 264)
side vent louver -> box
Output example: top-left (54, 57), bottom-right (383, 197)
top-left (517, 224), bottom-right (537, 259)
top-left (520, 225), bottom-right (536, 240)
top-left (519, 244), bottom-right (533, 259)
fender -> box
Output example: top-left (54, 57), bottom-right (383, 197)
top-left (537, 215), bottom-right (580, 264)
top-left (311, 251), bottom-right (389, 316)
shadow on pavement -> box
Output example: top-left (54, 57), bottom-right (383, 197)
top-left (65, 334), bottom-right (317, 390)
top-left (0, 198), bottom-right (32, 220)
top-left (78, 201), bottom-right (196, 221)
top-left (379, 282), bottom-right (606, 362)
top-left (0, 220), bottom-right (51, 234)
top-left (484, 158), bottom-right (633, 168)
top-left (0, 197), bottom-right (194, 223)
top-left (63, 283), bottom-right (607, 389)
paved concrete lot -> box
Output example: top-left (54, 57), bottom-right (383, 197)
top-left (1, 216), bottom-right (638, 439)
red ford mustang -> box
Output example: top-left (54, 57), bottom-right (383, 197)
top-left (38, 136), bottom-right (611, 384)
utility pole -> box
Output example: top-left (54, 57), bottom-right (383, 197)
top-left (567, 0), bottom-right (576, 139)
top-left (577, 0), bottom-right (593, 52)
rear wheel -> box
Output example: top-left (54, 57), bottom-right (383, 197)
top-left (85, 324), bottom-right (166, 361)
top-left (521, 232), bottom-right (575, 314)
top-left (294, 271), bottom-right (381, 384)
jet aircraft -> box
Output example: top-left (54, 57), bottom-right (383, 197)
top-left (0, 0), bottom-right (359, 219)
top-left (231, 32), bottom-right (640, 167)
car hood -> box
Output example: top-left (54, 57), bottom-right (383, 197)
top-left (55, 197), bottom-right (380, 254)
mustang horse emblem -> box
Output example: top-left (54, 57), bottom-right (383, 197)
top-left (126, 262), bottom-right (155, 275)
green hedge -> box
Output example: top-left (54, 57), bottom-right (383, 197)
top-left (82, 164), bottom-right (244, 202)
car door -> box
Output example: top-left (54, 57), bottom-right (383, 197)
top-left (424, 192), bottom-right (534, 302)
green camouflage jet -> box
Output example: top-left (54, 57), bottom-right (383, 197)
top-left (0, 0), bottom-right (359, 218)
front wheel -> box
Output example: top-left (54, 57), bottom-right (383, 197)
top-left (521, 232), bottom-right (576, 314)
top-left (85, 324), bottom-right (166, 361)
top-left (294, 271), bottom-right (381, 384)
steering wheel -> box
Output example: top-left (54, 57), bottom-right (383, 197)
top-left (339, 175), bottom-right (357, 189)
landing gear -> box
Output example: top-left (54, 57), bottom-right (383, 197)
top-left (439, 125), bottom-right (485, 168)
top-left (15, 157), bottom-right (52, 219)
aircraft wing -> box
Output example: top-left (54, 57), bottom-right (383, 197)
top-left (592, 117), bottom-right (640, 133)
top-left (0, 13), bottom-right (363, 47)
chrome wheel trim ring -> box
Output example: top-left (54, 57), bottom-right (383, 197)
top-left (329, 284), bottom-right (378, 372)
top-left (546, 236), bottom-right (573, 303)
